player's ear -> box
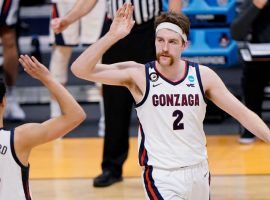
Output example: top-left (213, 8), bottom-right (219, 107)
top-left (181, 40), bottom-right (189, 50)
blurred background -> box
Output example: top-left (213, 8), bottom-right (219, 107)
top-left (0, 0), bottom-right (269, 138)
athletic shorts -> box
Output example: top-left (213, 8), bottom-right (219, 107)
top-left (142, 160), bottom-right (210, 200)
top-left (49, 0), bottom-right (105, 46)
top-left (0, 0), bottom-right (20, 27)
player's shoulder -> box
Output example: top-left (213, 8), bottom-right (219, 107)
top-left (197, 64), bottom-right (223, 91)
top-left (14, 123), bottom-right (40, 144)
top-left (197, 64), bottom-right (217, 78)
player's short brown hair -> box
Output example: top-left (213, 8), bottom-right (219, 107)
top-left (155, 12), bottom-right (190, 43)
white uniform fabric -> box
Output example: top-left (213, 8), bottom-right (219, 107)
top-left (142, 160), bottom-right (210, 200)
top-left (51, 0), bottom-right (76, 3)
top-left (135, 61), bottom-right (209, 199)
top-left (0, 0), bottom-right (20, 26)
top-left (136, 60), bottom-right (207, 169)
top-left (0, 129), bottom-right (31, 200)
top-left (50, 0), bottom-right (105, 45)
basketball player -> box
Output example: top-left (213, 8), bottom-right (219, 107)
top-left (49, 0), bottom-right (104, 117)
top-left (0, 55), bottom-right (86, 200)
top-left (71, 4), bottom-right (270, 199)
top-left (0, 0), bottom-right (25, 121)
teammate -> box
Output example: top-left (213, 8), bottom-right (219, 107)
top-left (0, 0), bottom-right (25, 121)
top-left (0, 55), bottom-right (86, 200)
top-left (49, 0), bottom-right (104, 117)
top-left (72, 3), bottom-right (270, 199)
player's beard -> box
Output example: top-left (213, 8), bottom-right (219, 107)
top-left (157, 52), bottom-right (174, 66)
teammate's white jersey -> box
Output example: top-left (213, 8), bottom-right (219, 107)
top-left (0, 129), bottom-right (31, 200)
top-left (0, 0), bottom-right (20, 26)
top-left (51, 0), bottom-right (76, 4)
top-left (135, 60), bottom-right (208, 169)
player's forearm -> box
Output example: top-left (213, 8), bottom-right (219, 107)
top-left (237, 108), bottom-right (270, 143)
top-left (169, 0), bottom-right (183, 11)
top-left (64, 0), bottom-right (97, 25)
top-left (41, 77), bottom-right (86, 121)
top-left (71, 32), bottom-right (119, 78)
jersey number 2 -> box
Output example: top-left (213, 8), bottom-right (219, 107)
top-left (173, 110), bottom-right (184, 130)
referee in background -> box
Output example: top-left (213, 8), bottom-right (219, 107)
top-left (51, 0), bottom-right (182, 187)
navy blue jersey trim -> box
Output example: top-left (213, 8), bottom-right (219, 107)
top-left (135, 63), bottom-right (150, 108)
top-left (10, 129), bottom-right (30, 169)
top-left (21, 166), bottom-right (32, 200)
top-left (152, 60), bottom-right (189, 85)
top-left (194, 63), bottom-right (207, 104)
top-left (149, 166), bottom-right (163, 199)
top-left (143, 166), bottom-right (164, 200)
top-left (11, 128), bottom-right (31, 199)
top-left (143, 169), bottom-right (153, 199)
top-left (138, 122), bottom-right (148, 166)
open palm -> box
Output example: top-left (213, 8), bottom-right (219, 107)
top-left (109, 3), bottom-right (135, 40)
top-left (19, 55), bottom-right (51, 81)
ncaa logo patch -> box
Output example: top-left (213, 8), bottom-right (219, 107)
top-left (150, 72), bottom-right (159, 82)
top-left (188, 75), bottom-right (195, 83)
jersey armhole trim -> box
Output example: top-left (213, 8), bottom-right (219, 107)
top-left (135, 63), bottom-right (150, 108)
top-left (194, 64), bottom-right (207, 104)
top-left (10, 129), bottom-right (29, 170)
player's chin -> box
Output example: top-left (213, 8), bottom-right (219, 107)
top-left (158, 57), bottom-right (173, 67)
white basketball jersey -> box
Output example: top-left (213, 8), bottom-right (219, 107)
top-left (0, 129), bottom-right (31, 200)
top-left (135, 61), bottom-right (208, 169)
top-left (0, 0), bottom-right (20, 26)
top-left (51, 0), bottom-right (76, 4)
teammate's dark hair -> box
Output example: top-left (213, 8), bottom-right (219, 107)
top-left (0, 78), bottom-right (6, 103)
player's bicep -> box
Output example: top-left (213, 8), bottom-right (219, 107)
top-left (202, 67), bottom-right (246, 119)
top-left (15, 123), bottom-right (48, 149)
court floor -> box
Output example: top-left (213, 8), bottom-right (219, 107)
top-left (29, 136), bottom-right (270, 199)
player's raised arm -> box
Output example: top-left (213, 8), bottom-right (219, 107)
top-left (200, 66), bottom-right (270, 143)
top-left (16, 55), bottom-right (86, 150)
top-left (71, 3), bottom-right (137, 86)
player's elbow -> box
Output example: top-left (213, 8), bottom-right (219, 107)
top-left (75, 108), bottom-right (87, 124)
top-left (69, 105), bottom-right (87, 126)
top-left (71, 63), bottom-right (83, 79)
top-left (71, 62), bottom-right (90, 80)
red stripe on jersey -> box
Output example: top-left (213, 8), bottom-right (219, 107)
top-left (52, 3), bottom-right (58, 19)
top-left (3, 0), bottom-right (11, 14)
top-left (140, 148), bottom-right (146, 165)
top-left (145, 167), bottom-right (158, 200)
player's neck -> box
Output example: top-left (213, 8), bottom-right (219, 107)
top-left (0, 115), bottom-right (3, 128)
top-left (156, 59), bottom-right (186, 82)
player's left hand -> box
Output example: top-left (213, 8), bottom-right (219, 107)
top-left (108, 3), bottom-right (135, 40)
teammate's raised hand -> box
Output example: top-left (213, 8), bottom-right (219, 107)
top-left (19, 55), bottom-right (51, 81)
top-left (51, 17), bottom-right (69, 34)
top-left (108, 3), bottom-right (135, 40)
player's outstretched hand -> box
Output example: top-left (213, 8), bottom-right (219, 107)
top-left (19, 55), bottom-right (51, 82)
top-left (109, 3), bottom-right (135, 40)
top-left (51, 17), bottom-right (69, 34)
